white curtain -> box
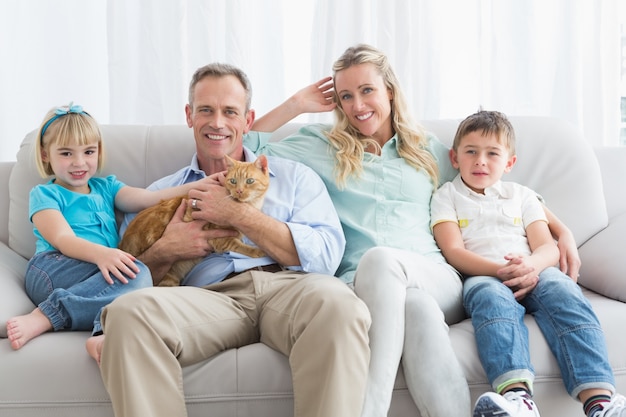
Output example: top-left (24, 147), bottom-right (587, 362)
top-left (0, 0), bottom-right (622, 162)
top-left (0, 1), bottom-right (110, 162)
top-left (311, 0), bottom-right (623, 144)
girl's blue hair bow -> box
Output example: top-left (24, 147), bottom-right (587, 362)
top-left (40, 102), bottom-right (90, 146)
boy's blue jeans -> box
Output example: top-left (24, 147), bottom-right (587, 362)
top-left (25, 251), bottom-right (153, 335)
top-left (464, 266), bottom-right (615, 399)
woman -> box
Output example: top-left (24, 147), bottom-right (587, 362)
top-left (247, 43), bottom-right (581, 417)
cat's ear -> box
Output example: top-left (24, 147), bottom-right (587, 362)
top-left (224, 155), bottom-right (236, 168)
top-left (255, 155), bottom-right (269, 174)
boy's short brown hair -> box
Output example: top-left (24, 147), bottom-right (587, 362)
top-left (453, 110), bottom-right (516, 155)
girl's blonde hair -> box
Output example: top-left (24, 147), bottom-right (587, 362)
top-left (327, 44), bottom-right (439, 188)
top-left (35, 104), bottom-right (104, 178)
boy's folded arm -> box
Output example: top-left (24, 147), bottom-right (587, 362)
top-left (433, 221), bottom-right (502, 277)
top-left (525, 219), bottom-right (561, 275)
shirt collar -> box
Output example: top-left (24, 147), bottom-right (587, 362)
top-left (452, 174), bottom-right (506, 198)
top-left (371, 133), bottom-right (400, 158)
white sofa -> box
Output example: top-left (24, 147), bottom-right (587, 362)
top-left (1, 117), bottom-right (625, 417)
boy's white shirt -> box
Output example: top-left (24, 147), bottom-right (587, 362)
top-left (430, 174), bottom-right (548, 264)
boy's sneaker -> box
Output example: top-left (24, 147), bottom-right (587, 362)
top-left (593, 394), bottom-right (626, 417)
top-left (473, 390), bottom-right (540, 417)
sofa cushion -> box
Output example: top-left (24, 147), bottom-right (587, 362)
top-left (8, 132), bottom-right (44, 260)
top-left (0, 331), bottom-right (296, 417)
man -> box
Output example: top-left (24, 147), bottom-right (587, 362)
top-left (87, 63), bottom-right (371, 417)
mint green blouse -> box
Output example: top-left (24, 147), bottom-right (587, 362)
top-left (244, 124), bottom-right (457, 284)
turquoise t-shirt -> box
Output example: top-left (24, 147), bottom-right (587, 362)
top-left (244, 124), bottom-right (457, 284)
top-left (29, 175), bottom-right (126, 254)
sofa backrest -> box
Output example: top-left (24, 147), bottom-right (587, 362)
top-left (8, 117), bottom-right (608, 260)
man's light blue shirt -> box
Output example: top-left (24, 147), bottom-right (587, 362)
top-left (244, 124), bottom-right (458, 284)
top-left (121, 146), bottom-right (345, 287)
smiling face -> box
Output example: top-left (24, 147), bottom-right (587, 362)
top-left (334, 63), bottom-right (394, 144)
top-left (450, 131), bottom-right (517, 194)
top-left (185, 74), bottom-right (254, 174)
top-left (43, 142), bottom-right (99, 193)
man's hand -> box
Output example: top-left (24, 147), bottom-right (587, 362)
top-left (161, 200), bottom-right (214, 258)
top-left (187, 183), bottom-right (235, 227)
top-left (162, 199), bottom-right (238, 258)
top-left (188, 177), bottom-right (301, 267)
top-left (137, 199), bottom-right (238, 283)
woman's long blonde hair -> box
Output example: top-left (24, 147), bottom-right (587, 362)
top-left (327, 44), bottom-right (438, 188)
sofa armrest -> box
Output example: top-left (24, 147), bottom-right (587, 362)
top-left (594, 146), bottom-right (626, 220)
top-left (578, 212), bottom-right (626, 303)
top-left (0, 242), bottom-right (32, 338)
top-left (0, 161), bottom-right (13, 246)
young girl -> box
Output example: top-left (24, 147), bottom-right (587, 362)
top-left (6, 102), bottom-right (213, 350)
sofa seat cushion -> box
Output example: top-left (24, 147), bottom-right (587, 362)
top-left (2, 288), bottom-right (623, 417)
top-left (0, 334), bottom-right (294, 417)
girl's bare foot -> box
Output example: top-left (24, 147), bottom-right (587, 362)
top-left (86, 334), bottom-right (105, 365)
top-left (6, 308), bottom-right (53, 350)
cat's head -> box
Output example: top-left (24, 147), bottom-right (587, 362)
top-left (223, 155), bottom-right (270, 203)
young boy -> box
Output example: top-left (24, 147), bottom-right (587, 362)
top-left (430, 110), bottom-right (626, 417)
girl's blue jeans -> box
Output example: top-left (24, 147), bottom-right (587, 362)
top-left (25, 251), bottom-right (153, 335)
top-left (463, 266), bottom-right (615, 399)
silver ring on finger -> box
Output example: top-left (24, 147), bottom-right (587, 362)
top-left (191, 198), bottom-right (198, 210)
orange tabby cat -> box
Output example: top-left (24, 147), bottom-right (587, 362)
top-left (119, 155), bottom-right (270, 287)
